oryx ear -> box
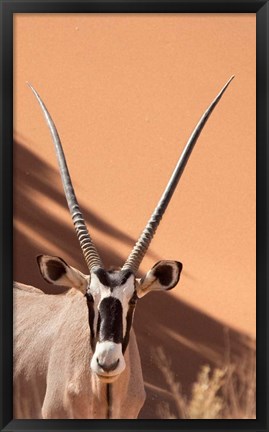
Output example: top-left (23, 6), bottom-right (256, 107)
top-left (136, 260), bottom-right (182, 298)
top-left (37, 255), bottom-right (88, 293)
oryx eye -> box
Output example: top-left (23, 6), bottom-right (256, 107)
top-left (86, 292), bottom-right (94, 303)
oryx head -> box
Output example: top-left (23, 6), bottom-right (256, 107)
top-left (29, 77), bottom-right (233, 382)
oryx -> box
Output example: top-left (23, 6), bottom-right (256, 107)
top-left (14, 77), bottom-right (234, 419)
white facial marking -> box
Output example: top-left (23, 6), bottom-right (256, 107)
top-left (91, 341), bottom-right (126, 379)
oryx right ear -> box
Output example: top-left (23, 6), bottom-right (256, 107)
top-left (136, 260), bottom-right (183, 298)
top-left (37, 255), bottom-right (88, 293)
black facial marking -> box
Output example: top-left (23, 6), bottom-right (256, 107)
top-left (85, 292), bottom-right (95, 351)
top-left (118, 270), bottom-right (133, 286)
top-left (98, 297), bottom-right (123, 344)
top-left (38, 257), bottom-right (67, 282)
top-left (94, 268), bottom-right (133, 290)
top-left (122, 292), bottom-right (138, 354)
top-left (94, 268), bottom-right (111, 287)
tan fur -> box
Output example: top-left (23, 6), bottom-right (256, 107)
top-left (13, 282), bottom-right (146, 419)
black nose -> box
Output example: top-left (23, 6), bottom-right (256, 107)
top-left (97, 358), bottom-right (120, 373)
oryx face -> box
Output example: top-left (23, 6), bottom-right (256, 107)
top-left (37, 255), bottom-right (182, 382)
top-left (87, 268), bottom-right (136, 381)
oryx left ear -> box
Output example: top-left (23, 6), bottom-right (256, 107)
top-left (37, 255), bottom-right (88, 294)
top-left (136, 260), bottom-right (183, 298)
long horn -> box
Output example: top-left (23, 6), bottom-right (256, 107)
top-left (122, 76), bottom-right (234, 273)
top-left (28, 83), bottom-right (103, 271)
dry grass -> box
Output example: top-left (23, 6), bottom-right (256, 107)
top-left (155, 343), bottom-right (256, 419)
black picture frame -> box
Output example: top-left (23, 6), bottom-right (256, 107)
top-left (1, 1), bottom-right (268, 431)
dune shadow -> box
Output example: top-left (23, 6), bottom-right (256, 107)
top-left (13, 139), bottom-right (255, 419)
top-left (134, 292), bottom-right (254, 418)
top-left (13, 139), bottom-right (158, 291)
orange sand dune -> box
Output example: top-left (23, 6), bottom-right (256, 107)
top-left (14, 14), bottom-right (256, 418)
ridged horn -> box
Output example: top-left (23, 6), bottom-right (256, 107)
top-left (28, 83), bottom-right (103, 272)
top-left (122, 76), bottom-right (234, 273)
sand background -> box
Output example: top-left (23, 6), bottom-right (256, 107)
top-left (13, 14), bottom-right (256, 418)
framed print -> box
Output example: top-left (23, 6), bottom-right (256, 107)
top-left (0, 1), bottom-right (268, 431)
